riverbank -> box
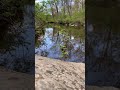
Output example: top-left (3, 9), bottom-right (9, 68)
top-left (35, 21), bottom-right (85, 31)
top-left (47, 21), bottom-right (85, 27)
top-left (35, 55), bottom-right (85, 90)
top-left (0, 56), bottom-right (120, 90)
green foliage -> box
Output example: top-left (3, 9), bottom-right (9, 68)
top-left (60, 44), bottom-right (68, 58)
top-left (35, 0), bottom-right (85, 25)
top-left (35, 2), bottom-right (51, 27)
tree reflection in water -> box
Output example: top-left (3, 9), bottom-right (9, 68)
top-left (35, 24), bottom-right (85, 62)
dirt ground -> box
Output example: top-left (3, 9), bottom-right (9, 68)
top-left (0, 67), bottom-right (34, 90)
top-left (0, 56), bottom-right (119, 90)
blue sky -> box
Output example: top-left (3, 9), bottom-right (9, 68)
top-left (35, 0), bottom-right (47, 3)
top-left (35, 0), bottom-right (41, 3)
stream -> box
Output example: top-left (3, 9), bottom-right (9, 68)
top-left (35, 24), bottom-right (85, 62)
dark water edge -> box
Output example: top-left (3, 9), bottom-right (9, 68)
top-left (35, 24), bottom-right (85, 63)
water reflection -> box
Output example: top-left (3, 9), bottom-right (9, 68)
top-left (35, 25), bottom-right (85, 62)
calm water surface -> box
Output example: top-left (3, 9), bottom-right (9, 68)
top-left (35, 24), bottom-right (85, 62)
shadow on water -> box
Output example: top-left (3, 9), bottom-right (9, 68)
top-left (35, 24), bottom-right (85, 62)
top-left (86, 0), bottom-right (120, 88)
